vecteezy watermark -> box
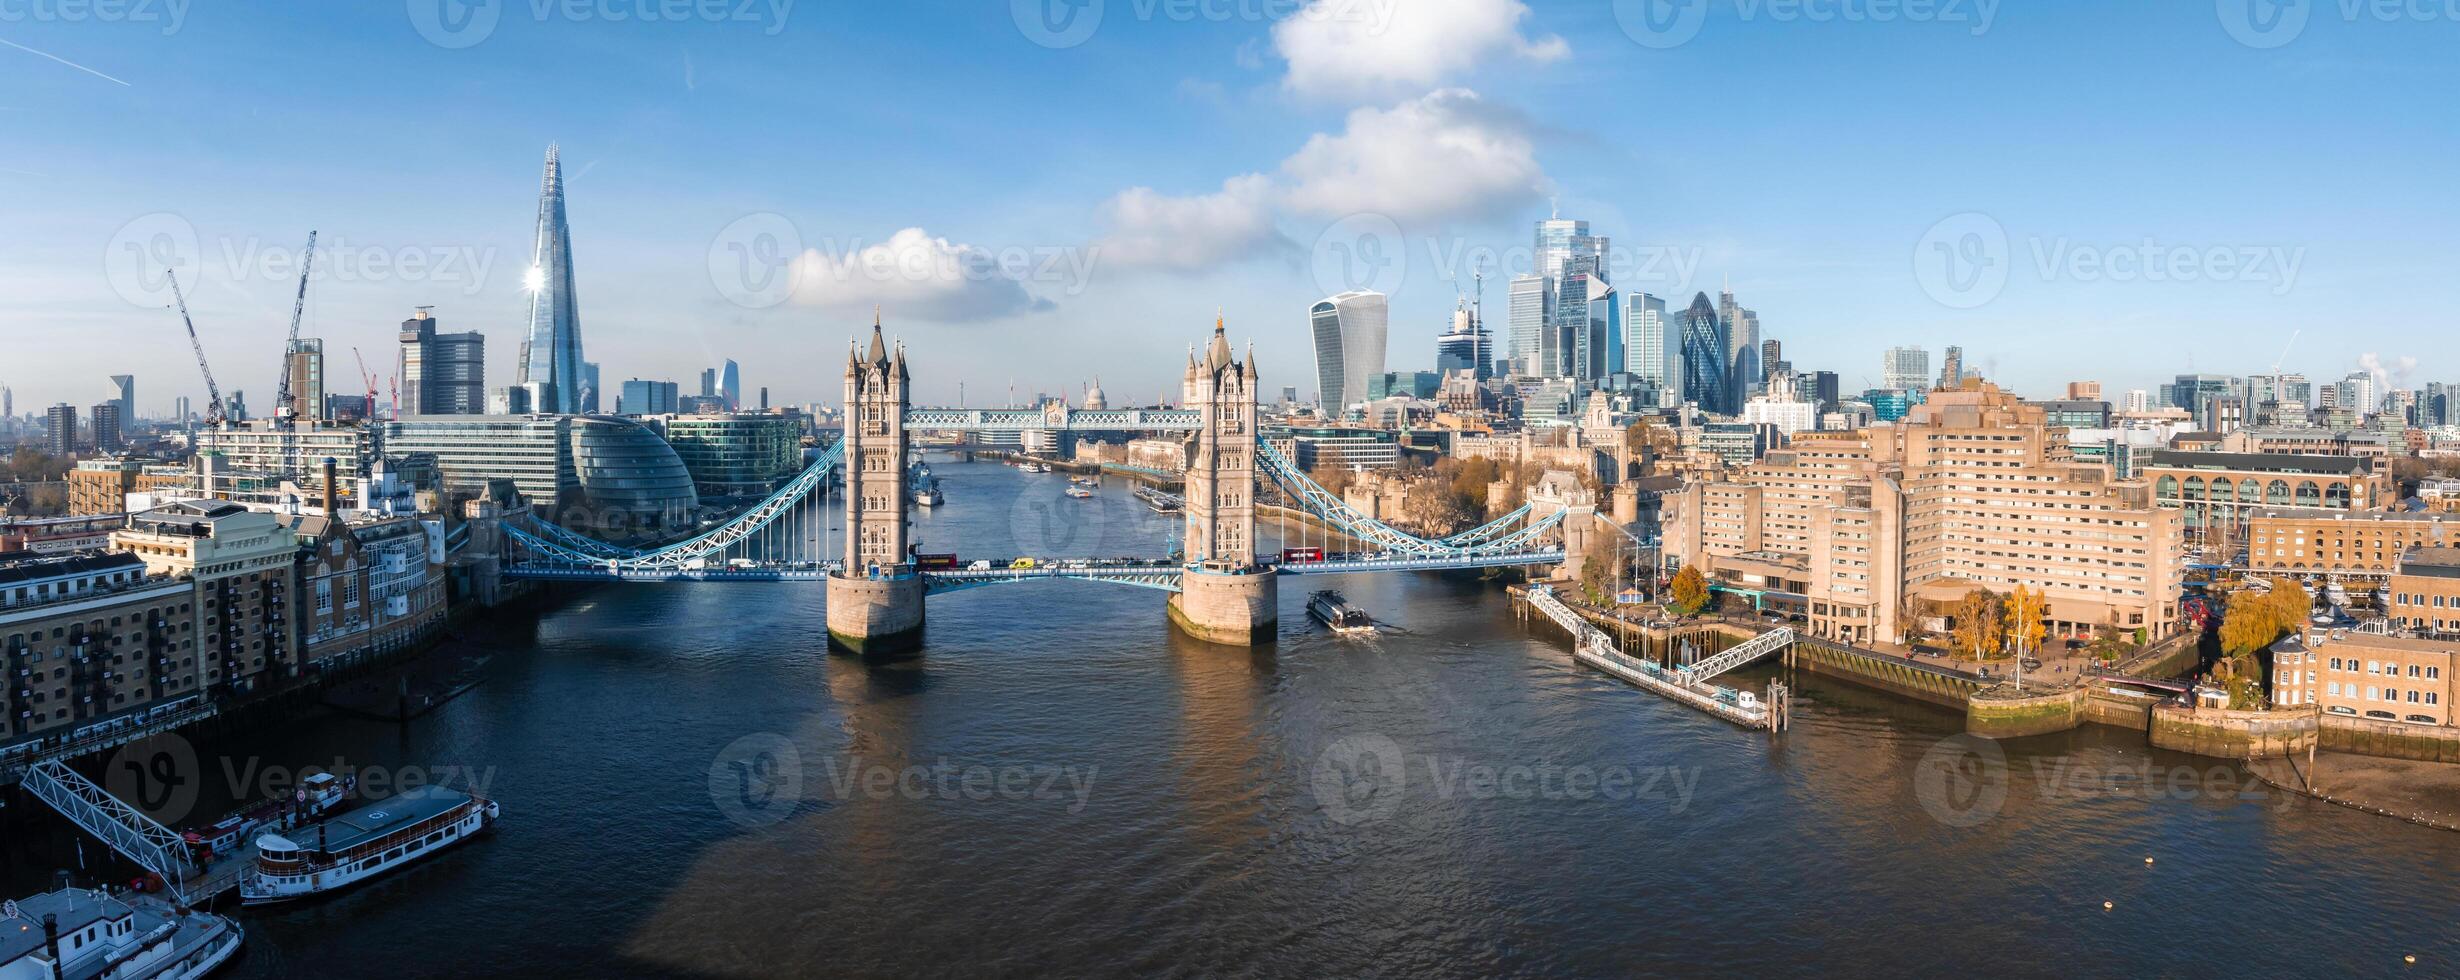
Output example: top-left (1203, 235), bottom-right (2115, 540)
top-left (1008, 470), bottom-right (1111, 557)
top-left (103, 211), bottom-right (501, 307)
top-left (407, 0), bottom-right (794, 50)
top-left (1011, 0), bottom-right (1398, 50)
top-left (1912, 211), bottom-right (2306, 308)
top-left (2218, 0), bottom-right (2460, 48)
top-left (1311, 733), bottom-right (1702, 827)
top-left (707, 733), bottom-right (1097, 829)
top-left (0, 0), bottom-right (190, 34)
top-left (1306, 214), bottom-right (1705, 303)
top-left (1614, 0), bottom-right (1999, 49)
top-left (1913, 733), bottom-right (2291, 828)
top-left (100, 732), bottom-right (497, 826)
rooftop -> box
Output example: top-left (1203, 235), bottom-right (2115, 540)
top-left (2399, 546), bottom-right (2460, 580)
top-left (2145, 450), bottom-right (2368, 475)
top-left (0, 550), bottom-right (144, 587)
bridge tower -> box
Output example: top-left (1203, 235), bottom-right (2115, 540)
top-left (1167, 316), bottom-right (1277, 645)
top-left (826, 316), bottom-right (925, 654)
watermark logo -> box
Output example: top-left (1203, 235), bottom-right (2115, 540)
top-left (1007, 473), bottom-right (1110, 557)
top-left (1012, 0), bottom-right (1103, 48)
top-left (1912, 733), bottom-right (2008, 828)
top-left (707, 212), bottom-right (803, 309)
top-left (709, 732), bottom-right (804, 828)
top-left (103, 211), bottom-right (200, 307)
top-left (103, 734), bottom-right (200, 825)
top-left (408, 0), bottom-right (502, 48)
top-left (1311, 733), bottom-right (1405, 826)
top-left (2217, 0), bottom-right (2311, 47)
top-left (1613, 0), bottom-right (1711, 48)
top-left (411, 0), bottom-right (792, 49)
top-left (0, 0), bottom-right (190, 34)
top-left (1912, 211), bottom-right (2009, 309)
top-left (1309, 212), bottom-right (1407, 299)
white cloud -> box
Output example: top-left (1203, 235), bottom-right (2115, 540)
top-left (1273, 0), bottom-right (1567, 100)
top-left (790, 227), bottom-right (1056, 320)
top-left (1278, 89), bottom-right (1548, 225)
top-left (1095, 174), bottom-right (1286, 272)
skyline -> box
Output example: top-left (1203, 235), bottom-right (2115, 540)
top-left (7, 1), bottom-right (2458, 412)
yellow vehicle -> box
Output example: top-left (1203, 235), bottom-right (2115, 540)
top-left (1009, 557), bottom-right (1038, 569)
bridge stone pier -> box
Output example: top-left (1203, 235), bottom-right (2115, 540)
top-left (826, 320), bottom-right (926, 654)
top-left (1167, 319), bottom-right (1278, 645)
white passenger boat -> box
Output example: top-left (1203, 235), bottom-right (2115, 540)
top-left (0, 884), bottom-right (240, 979)
top-left (240, 785), bottom-right (499, 906)
top-left (1307, 590), bottom-right (1376, 635)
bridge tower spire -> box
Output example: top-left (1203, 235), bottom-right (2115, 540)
top-left (1168, 315), bottom-right (1277, 645)
top-left (827, 318), bottom-right (924, 653)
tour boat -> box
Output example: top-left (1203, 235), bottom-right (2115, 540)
top-left (1307, 590), bottom-right (1376, 635)
top-left (909, 460), bottom-right (944, 507)
top-left (240, 785), bottom-right (499, 906)
top-left (0, 884), bottom-right (241, 979)
top-left (182, 771), bottom-right (354, 867)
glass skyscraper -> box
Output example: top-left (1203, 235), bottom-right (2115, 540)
top-left (1678, 292), bottom-right (1730, 414)
top-left (1534, 216), bottom-right (1606, 279)
top-left (518, 144), bottom-right (587, 415)
top-left (1624, 291), bottom-right (1671, 387)
top-left (1506, 274), bottom-right (1552, 377)
top-left (1309, 290), bottom-right (1388, 414)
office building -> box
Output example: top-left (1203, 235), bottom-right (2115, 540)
top-left (2246, 510), bottom-right (2450, 582)
top-left (2388, 547), bottom-right (2460, 635)
top-left (193, 420), bottom-right (378, 493)
top-left (2066, 381), bottom-right (2102, 401)
top-left (384, 415), bottom-right (576, 508)
top-left (1288, 426), bottom-right (1401, 471)
top-left (699, 367), bottom-right (718, 400)
top-left (718, 360), bottom-right (741, 410)
top-left (1937, 346), bottom-right (1964, 389)
top-left (1740, 372), bottom-right (1819, 437)
top-left (1761, 340), bottom-right (1783, 379)
top-left (1506, 274), bottom-right (1553, 376)
top-left (2032, 400), bottom-right (2111, 430)
top-left (1720, 288), bottom-right (1760, 397)
top-left (1804, 371), bottom-right (1841, 414)
top-left (2161, 374), bottom-right (2237, 415)
top-left (1577, 272), bottom-right (1624, 383)
top-left (1435, 299), bottom-right (1488, 379)
top-left (399, 309), bottom-right (487, 416)
top-left (1534, 215), bottom-right (1605, 279)
top-left (2144, 450), bottom-right (2386, 545)
top-left (1881, 347), bottom-right (1930, 392)
top-left (1309, 290), bottom-right (1388, 413)
top-left (1677, 293), bottom-right (1729, 414)
top-left (487, 387), bottom-right (531, 416)
top-left (284, 338), bottom-right (326, 422)
top-left (517, 144), bottom-right (587, 414)
top-left (658, 413), bottom-right (803, 496)
top-left (581, 361), bottom-right (602, 413)
top-left (1624, 292), bottom-right (1674, 390)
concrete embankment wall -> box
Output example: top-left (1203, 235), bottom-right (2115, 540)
top-left (2318, 715), bottom-right (2460, 764)
top-left (1966, 687), bottom-right (2088, 738)
top-left (1786, 638), bottom-right (1981, 710)
top-left (2149, 704), bottom-right (2319, 759)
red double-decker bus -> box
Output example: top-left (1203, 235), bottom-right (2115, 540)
top-left (915, 553), bottom-right (960, 570)
top-left (1280, 547), bottom-right (1324, 564)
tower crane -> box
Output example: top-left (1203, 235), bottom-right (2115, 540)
top-left (164, 269), bottom-right (225, 424)
top-left (274, 230), bottom-right (317, 482)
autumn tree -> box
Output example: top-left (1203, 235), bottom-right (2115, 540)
top-left (1951, 588), bottom-right (2005, 661)
top-left (2003, 585), bottom-right (2049, 660)
top-left (1669, 565), bottom-right (1709, 616)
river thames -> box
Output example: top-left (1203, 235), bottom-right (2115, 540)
top-left (15, 459), bottom-right (2456, 977)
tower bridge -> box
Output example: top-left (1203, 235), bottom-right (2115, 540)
top-left (499, 316), bottom-right (1584, 651)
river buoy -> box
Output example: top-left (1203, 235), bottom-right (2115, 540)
top-left (2102, 901), bottom-right (2114, 910)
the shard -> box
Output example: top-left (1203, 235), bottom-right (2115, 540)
top-left (517, 143), bottom-right (586, 414)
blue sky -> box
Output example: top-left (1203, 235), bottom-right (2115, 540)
top-left (3, 0), bottom-right (2454, 414)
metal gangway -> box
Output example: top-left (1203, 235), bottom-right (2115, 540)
top-left (1680, 627), bottom-right (1795, 683)
top-left (1525, 587), bottom-right (1774, 730)
top-left (18, 761), bottom-right (201, 904)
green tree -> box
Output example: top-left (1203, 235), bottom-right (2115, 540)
top-left (1669, 565), bottom-right (1709, 617)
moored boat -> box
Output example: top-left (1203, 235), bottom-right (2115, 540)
top-left (240, 785), bottom-right (499, 906)
top-left (182, 771), bottom-right (353, 867)
top-left (0, 883), bottom-right (240, 980)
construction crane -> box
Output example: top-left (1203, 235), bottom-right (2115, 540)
top-left (351, 347), bottom-right (380, 422)
top-left (274, 230), bottom-right (317, 484)
top-left (164, 269), bottom-right (225, 424)
top-left (274, 230), bottom-right (318, 422)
